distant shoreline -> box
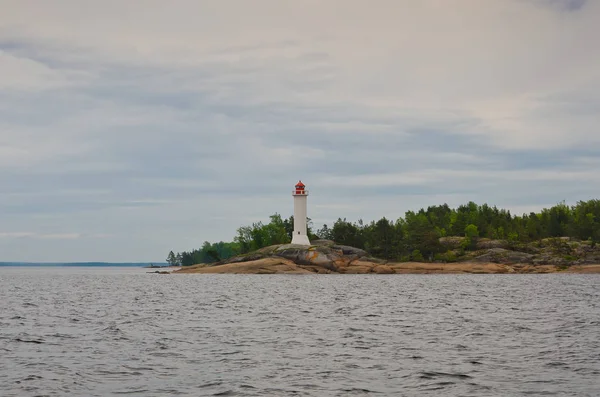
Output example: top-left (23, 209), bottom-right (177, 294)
top-left (0, 262), bottom-right (166, 267)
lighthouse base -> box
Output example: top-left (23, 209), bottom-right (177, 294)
top-left (291, 234), bottom-right (311, 246)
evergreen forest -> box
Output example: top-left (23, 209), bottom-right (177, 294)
top-left (167, 200), bottom-right (600, 266)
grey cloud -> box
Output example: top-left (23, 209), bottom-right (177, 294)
top-left (526, 0), bottom-right (587, 12)
top-left (0, 1), bottom-right (599, 261)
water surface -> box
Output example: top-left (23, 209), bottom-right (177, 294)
top-left (1, 267), bottom-right (599, 396)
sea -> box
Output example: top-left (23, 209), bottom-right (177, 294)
top-left (0, 266), bottom-right (599, 396)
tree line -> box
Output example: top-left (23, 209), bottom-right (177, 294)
top-left (167, 199), bottom-right (600, 266)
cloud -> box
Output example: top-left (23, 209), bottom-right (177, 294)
top-left (38, 233), bottom-right (81, 240)
top-left (0, 0), bottom-right (599, 261)
top-left (0, 232), bottom-right (84, 239)
top-left (0, 232), bottom-right (35, 239)
top-left (525, 0), bottom-right (587, 12)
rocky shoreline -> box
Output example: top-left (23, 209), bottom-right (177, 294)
top-left (175, 258), bottom-right (600, 274)
top-left (174, 239), bottom-right (600, 275)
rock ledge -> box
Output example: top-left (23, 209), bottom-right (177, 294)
top-left (175, 241), bottom-right (600, 274)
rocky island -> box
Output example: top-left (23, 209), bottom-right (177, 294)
top-left (175, 238), bottom-right (600, 274)
top-left (171, 197), bottom-right (600, 275)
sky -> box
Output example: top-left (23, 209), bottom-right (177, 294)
top-left (0, 0), bottom-right (599, 262)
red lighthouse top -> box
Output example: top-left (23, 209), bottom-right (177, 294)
top-left (293, 180), bottom-right (307, 195)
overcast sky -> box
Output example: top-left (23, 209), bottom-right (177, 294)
top-left (1, 0), bottom-right (599, 262)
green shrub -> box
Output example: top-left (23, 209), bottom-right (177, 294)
top-left (412, 249), bottom-right (424, 261)
top-left (460, 237), bottom-right (471, 251)
top-left (445, 250), bottom-right (458, 262)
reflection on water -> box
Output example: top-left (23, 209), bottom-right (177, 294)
top-left (1, 267), bottom-right (599, 396)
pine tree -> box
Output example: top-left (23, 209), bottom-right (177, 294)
top-left (166, 251), bottom-right (177, 266)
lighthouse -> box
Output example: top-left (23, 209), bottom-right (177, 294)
top-left (291, 180), bottom-right (311, 245)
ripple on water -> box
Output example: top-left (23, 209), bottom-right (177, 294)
top-left (0, 269), bottom-right (599, 396)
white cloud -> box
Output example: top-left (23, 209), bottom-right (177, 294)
top-left (0, 232), bottom-right (35, 238)
top-left (0, 232), bottom-right (80, 239)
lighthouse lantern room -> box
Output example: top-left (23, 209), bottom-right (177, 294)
top-left (291, 180), bottom-right (311, 245)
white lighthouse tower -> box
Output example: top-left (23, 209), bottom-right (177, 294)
top-left (291, 180), bottom-right (311, 245)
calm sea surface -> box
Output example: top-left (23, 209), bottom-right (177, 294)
top-left (0, 267), bottom-right (599, 396)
